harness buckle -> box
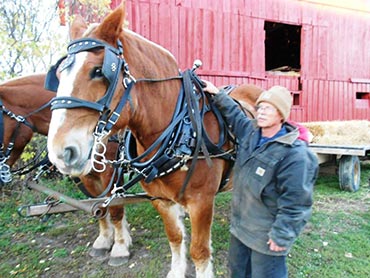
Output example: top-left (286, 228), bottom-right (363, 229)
top-left (123, 77), bottom-right (133, 89)
top-left (102, 193), bottom-right (118, 208)
top-left (94, 120), bottom-right (111, 138)
top-left (108, 111), bottom-right (120, 126)
top-left (122, 62), bottom-right (137, 89)
top-left (13, 115), bottom-right (25, 122)
top-left (6, 110), bottom-right (25, 122)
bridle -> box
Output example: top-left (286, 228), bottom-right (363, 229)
top-left (45, 37), bottom-right (138, 172)
top-left (46, 38), bottom-right (133, 132)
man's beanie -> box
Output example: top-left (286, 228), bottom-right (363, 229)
top-left (256, 86), bottom-right (293, 121)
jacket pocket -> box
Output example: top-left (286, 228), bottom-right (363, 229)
top-left (244, 153), bottom-right (279, 201)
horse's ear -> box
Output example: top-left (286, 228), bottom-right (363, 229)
top-left (69, 15), bottom-right (88, 40)
top-left (94, 2), bottom-right (126, 44)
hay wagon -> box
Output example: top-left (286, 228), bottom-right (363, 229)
top-left (304, 120), bottom-right (370, 192)
top-left (309, 144), bottom-right (370, 192)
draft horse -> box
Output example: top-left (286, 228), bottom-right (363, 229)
top-left (46, 2), bottom-right (262, 277)
top-left (0, 74), bottom-right (132, 266)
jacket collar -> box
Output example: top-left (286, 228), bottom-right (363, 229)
top-left (275, 122), bottom-right (299, 145)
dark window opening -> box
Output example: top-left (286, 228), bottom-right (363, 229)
top-left (356, 92), bottom-right (370, 100)
top-left (292, 93), bottom-right (300, 106)
top-left (264, 21), bottom-right (301, 73)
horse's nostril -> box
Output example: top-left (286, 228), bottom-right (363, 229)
top-left (63, 146), bottom-right (79, 167)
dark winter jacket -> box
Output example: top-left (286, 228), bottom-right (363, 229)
top-left (213, 91), bottom-right (318, 256)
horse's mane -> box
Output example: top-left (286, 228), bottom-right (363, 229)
top-left (83, 23), bottom-right (99, 37)
top-left (81, 19), bottom-right (177, 65)
top-left (82, 19), bottom-right (130, 37)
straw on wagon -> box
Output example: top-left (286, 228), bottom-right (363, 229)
top-left (301, 120), bottom-right (370, 146)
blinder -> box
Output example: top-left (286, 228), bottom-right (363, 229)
top-left (44, 55), bottom-right (66, 92)
top-left (45, 38), bottom-right (125, 113)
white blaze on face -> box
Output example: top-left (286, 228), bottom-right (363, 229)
top-left (47, 52), bottom-right (88, 164)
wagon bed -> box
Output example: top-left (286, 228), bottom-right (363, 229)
top-left (309, 144), bottom-right (370, 192)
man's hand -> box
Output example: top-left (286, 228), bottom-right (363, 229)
top-left (202, 80), bottom-right (220, 95)
top-left (267, 239), bottom-right (287, 252)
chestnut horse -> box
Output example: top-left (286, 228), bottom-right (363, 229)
top-left (0, 74), bottom-right (132, 266)
top-left (46, 2), bottom-right (261, 277)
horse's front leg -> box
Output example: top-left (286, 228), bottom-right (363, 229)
top-left (89, 213), bottom-right (114, 259)
top-left (188, 199), bottom-right (215, 278)
top-left (107, 206), bottom-right (132, 266)
top-left (152, 199), bottom-right (187, 278)
top-left (89, 207), bottom-right (132, 266)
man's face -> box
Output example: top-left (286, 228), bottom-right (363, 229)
top-left (256, 101), bottom-right (284, 128)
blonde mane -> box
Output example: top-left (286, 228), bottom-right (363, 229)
top-left (82, 19), bottom-right (129, 37)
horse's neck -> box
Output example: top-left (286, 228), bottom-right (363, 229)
top-left (129, 83), bottom-right (181, 149)
top-left (5, 104), bottom-right (51, 136)
top-left (27, 106), bottom-right (52, 135)
top-left (123, 32), bottom-right (181, 149)
top-left (1, 90), bottom-right (53, 136)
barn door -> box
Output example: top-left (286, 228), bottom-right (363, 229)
top-left (301, 24), bottom-right (328, 80)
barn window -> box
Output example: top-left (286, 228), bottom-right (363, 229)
top-left (292, 92), bottom-right (300, 106)
top-left (356, 92), bottom-right (369, 100)
top-left (264, 21), bottom-right (301, 74)
top-left (355, 92), bottom-right (370, 109)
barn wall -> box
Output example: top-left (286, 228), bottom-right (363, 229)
top-left (108, 0), bottom-right (370, 121)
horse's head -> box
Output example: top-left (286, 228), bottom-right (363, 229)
top-left (47, 3), bottom-right (129, 176)
top-left (47, 1), bottom-right (180, 176)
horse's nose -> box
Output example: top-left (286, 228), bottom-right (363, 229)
top-left (63, 146), bottom-right (80, 167)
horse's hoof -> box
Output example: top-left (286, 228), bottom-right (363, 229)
top-left (89, 248), bottom-right (110, 260)
top-left (108, 256), bottom-right (129, 267)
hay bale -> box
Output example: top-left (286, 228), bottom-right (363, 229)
top-left (301, 120), bottom-right (370, 145)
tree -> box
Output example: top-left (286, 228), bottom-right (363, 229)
top-left (0, 0), bottom-right (113, 80)
top-left (0, 0), bottom-right (67, 79)
top-left (62, 0), bottom-right (112, 24)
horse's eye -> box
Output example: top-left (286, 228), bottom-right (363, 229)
top-left (90, 67), bottom-right (104, 79)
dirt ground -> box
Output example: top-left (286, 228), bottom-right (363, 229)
top-left (3, 181), bottom-right (229, 278)
top-left (11, 207), bottom-right (205, 278)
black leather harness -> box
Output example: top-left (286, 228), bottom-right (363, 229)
top-left (0, 97), bottom-right (52, 184)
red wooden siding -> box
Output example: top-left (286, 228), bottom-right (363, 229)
top-left (62, 0), bottom-right (370, 122)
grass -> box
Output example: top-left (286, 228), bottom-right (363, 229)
top-left (288, 161), bottom-right (370, 278)
top-left (0, 161), bottom-right (369, 277)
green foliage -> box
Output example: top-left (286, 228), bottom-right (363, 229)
top-left (19, 134), bottom-right (47, 163)
top-left (0, 0), bottom-right (114, 80)
top-left (0, 0), bottom-right (65, 79)
top-left (53, 248), bottom-right (69, 258)
top-left (70, 0), bottom-right (112, 23)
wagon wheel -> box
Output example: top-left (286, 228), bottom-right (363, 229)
top-left (338, 155), bottom-right (361, 192)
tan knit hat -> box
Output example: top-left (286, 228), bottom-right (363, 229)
top-left (256, 86), bottom-right (293, 121)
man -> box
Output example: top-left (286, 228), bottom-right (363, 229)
top-left (203, 81), bottom-right (318, 278)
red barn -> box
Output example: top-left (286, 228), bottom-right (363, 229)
top-left (61, 0), bottom-right (370, 122)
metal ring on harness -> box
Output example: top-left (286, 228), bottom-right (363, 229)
top-left (123, 77), bottom-right (132, 89)
top-left (0, 162), bottom-right (11, 183)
